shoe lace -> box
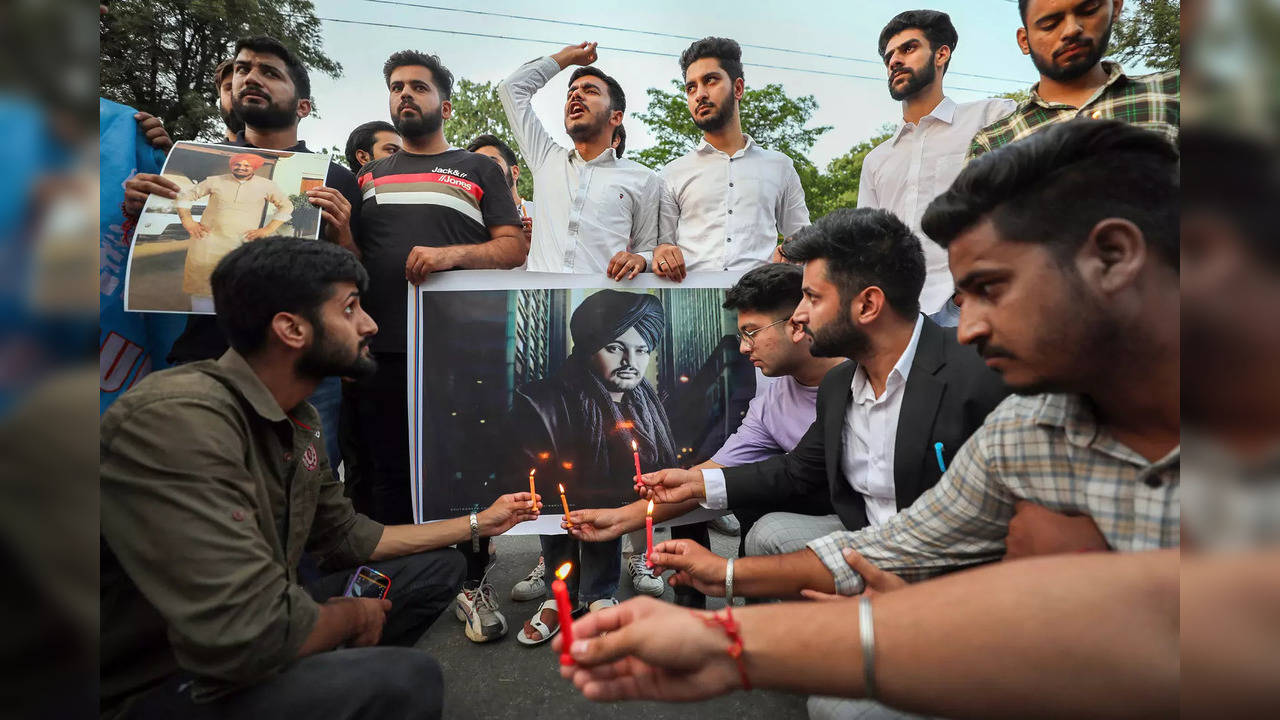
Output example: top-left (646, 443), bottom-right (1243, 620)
top-left (526, 557), bottom-right (546, 582)
top-left (628, 553), bottom-right (653, 576)
top-left (474, 564), bottom-right (501, 613)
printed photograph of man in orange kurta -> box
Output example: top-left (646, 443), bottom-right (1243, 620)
top-left (175, 152), bottom-right (294, 311)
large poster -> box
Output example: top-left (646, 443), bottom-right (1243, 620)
top-left (409, 271), bottom-right (755, 533)
top-left (123, 141), bottom-right (330, 314)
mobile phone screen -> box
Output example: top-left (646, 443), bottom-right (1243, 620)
top-left (345, 568), bottom-right (390, 599)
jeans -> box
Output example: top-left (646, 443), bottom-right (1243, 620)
top-left (928, 297), bottom-right (960, 328)
top-left (306, 375), bottom-right (343, 473)
top-left (540, 535), bottom-right (621, 604)
top-left (126, 549), bottom-right (464, 720)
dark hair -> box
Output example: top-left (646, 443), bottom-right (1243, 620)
top-left (214, 58), bottom-right (234, 85)
top-left (782, 208), bottom-right (925, 319)
top-left (234, 36), bottom-right (311, 100)
top-left (679, 36), bottom-right (744, 84)
top-left (211, 236), bottom-right (369, 356)
top-left (1182, 128), bottom-right (1280, 269)
top-left (569, 67), bottom-right (625, 114)
top-left (466, 133), bottom-right (519, 169)
top-left (877, 10), bottom-right (958, 74)
top-left (1018, 0), bottom-right (1031, 22)
top-left (612, 124), bottom-right (627, 157)
top-left (722, 263), bottom-right (803, 318)
top-left (383, 50), bottom-right (454, 99)
top-left (345, 120), bottom-right (398, 171)
top-left (921, 120), bottom-right (1180, 270)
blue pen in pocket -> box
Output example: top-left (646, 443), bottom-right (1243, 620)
top-left (934, 442), bottom-right (946, 472)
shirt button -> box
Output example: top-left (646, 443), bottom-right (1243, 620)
top-left (1144, 475), bottom-right (1162, 489)
top-left (726, 237), bottom-right (732, 243)
top-left (284, 452), bottom-right (294, 463)
top-left (232, 510), bottom-right (245, 522)
top-left (729, 182), bottom-right (734, 187)
top-left (728, 209), bottom-right (733, 215)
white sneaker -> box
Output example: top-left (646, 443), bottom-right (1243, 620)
top-left (455, 565), bottom-right (508, 642)
top-left (510, 556), bottom-right (546, 601)
top-left (627, 553), bottom-right (665, 597)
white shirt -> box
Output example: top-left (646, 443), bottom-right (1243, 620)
top-left (659, 136), bottom-right (809, 271)
top-left (702, 315), bottom-right (924, 521)
top-left (498, 57), bottom-right (662, 273)
top-left (859, 97), bottom-right (1016, 313)
top-left (841, 314), bottom-right (924, 526)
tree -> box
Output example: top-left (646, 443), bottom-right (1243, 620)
top-left (634, 80), bottom-right (832, 217)
top-left (803, 124), bottom-right (897, 219)
top-left (1111, 0), bottom-right (1180, 71)
top-left (446, 78), bottom-right (534, 200)
top-left (99, 0), bottom-right (340, 142)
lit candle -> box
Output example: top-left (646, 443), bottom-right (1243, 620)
top-left (528, 468), bottom-right (537, 509)
top-left (559, 483), bottom-right (572, 526)
top-left (631, 439), bottom-right (643, 490)
top-left (645, 499), bottom-right (655, 568)
top-left (552, 562), bottom-right (575, 665)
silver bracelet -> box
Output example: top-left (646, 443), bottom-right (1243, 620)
top-left (859, 595), bottom-right (877, 700)
top-left (724, 557), bottom-right (735, 606)
top-left (469, 511), bottom-right (480, 553)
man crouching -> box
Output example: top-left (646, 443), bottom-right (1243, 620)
top-left (101, 237), bottom-right (540, 719)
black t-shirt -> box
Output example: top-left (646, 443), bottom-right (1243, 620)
top-left (167, 138), bottom-right (363, 364)
top-left (355, 148), bottom-right (522, 353)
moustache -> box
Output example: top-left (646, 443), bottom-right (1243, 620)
top-left (398, 102), bottom-right (421, 113)
top-left (696, 102), bottom-right (715, 112)
top-left (975, 340), bottom-right (1015, 361)
top-left (1054, 40), bottom-right (1092, 59)
top-left (891, 68), bottom-right (912, 81)
top-left (238, 88), bottom-right (270, 101)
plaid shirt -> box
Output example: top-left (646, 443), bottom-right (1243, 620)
top-left (809, 393), bottom-right (1180, 595)
top-left (968, 62), bottom-right (1180, 160)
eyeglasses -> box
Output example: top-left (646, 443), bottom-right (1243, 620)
top-left (736, 317), bottom-right (789, 349)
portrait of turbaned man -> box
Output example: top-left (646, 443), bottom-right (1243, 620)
top-left (408, 272), bottom-right (758, 528)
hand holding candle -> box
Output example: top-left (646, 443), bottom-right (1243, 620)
top-left (645, 499), bottom-right (655, 568)
top-left (552, 562), bottom-right (575, 665)
top-left (559, 483), bottom-right (572, 526)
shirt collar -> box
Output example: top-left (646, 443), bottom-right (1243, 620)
top-left (1030, 391), bottom-right (1178, 468)
top-left (572, 146), bottom-right (618, 165)
top-left (891, 97), bottom-right (958, 146)
top-left (696, 134), bottom-right (756, 159)
top-left (216, 349), bottom-right (288, 423)
top-left (1027, 61), bottom-right (1127, 109)
top-left (850, 314), bottom-right (925, 401)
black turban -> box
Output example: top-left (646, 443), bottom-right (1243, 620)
top-left (569, 290), bottom-right (665, 356)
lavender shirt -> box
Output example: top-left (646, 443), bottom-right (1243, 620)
top-left (711, 375), bottom-right (819, 465)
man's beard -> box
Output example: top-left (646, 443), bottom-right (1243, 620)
top-left (600, 368), bottom-right (642, 394)
top-left (221, 105), bottom-right (245, 136)
top-left (296, 323), bottom-right (378, 381)
top-left (692, 96), bottom-right (735, 132)
top-left (1030, 22), bottom-right (1113, 82)
top-left (566, 110), bottom-right (610, 142)
top-left (805, 312), bottom-right (871, 360)
top-left (234, 91), bottom-right (297, 130)
top-left (888, 55), bottom-right (938, 101)
top-left (393, 103), bottom-right (443, 139)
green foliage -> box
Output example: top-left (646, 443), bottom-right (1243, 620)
top-left (996, 88), bottom-right (1031, 104)
top-left (446, 78), bottom-right (534, 200)
top-left (1111, 0), bottom-right (1181, 71)
top-left (804, 124), bottom-right (897, 219)
top-left (100, 0), bottom-right (340, 142)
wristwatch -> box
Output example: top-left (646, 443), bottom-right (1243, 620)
top-left (469, 511), bottom-right (480, 552)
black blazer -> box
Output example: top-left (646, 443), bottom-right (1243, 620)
top-left (722, 317), bottom-right (1009, 532)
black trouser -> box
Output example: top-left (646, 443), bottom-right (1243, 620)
top-left (348, 352), bottom-right (490, 582)
top-left (671, 521), bottom-right (711, 607)
top-left (127, 549), bottom-right (464, 719)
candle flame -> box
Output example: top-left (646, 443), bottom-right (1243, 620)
top-left (558, 483), bottom-right (565, 493)
top-left (529, 468), bottom-right (536, 476)
top-left (631, 439), bottom-right (638, 451)
top-left (556, 562), bottom-right (573, 580)
top-left (647, 499), bottom-right (654, 514)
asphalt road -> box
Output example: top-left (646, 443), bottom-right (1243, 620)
top-left (413, 527), bottom-right (809, 720)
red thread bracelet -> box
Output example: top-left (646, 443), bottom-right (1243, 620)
top-left (696, 606), bottom-right (751, 691)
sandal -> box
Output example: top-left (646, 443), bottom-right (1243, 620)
top-left (517, 599), bottom-right (560, 646)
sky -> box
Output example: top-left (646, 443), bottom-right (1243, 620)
top-left (300, 0), bottom-right (1061, 167)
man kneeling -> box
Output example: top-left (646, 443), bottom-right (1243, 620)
top-left (101, 237), bottom-right (540, 719)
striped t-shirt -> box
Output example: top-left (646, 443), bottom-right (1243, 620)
top-left (356, 148), bottom-right (522, 353)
